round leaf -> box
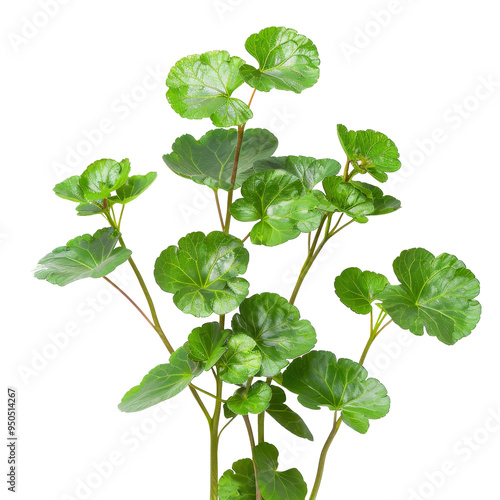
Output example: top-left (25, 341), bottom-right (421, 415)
top-left (166, 50), bottom-right (253, 127)
top-left (188, 322), bottom-right (231, 370)
top-left (219, 459), bottom-right (256, 500)
top-left (110, 172), bottom-right (157, 204)
top-left (34, 227), bottom-right (131, 286)
top-left (378, 248), bottom-right (481, 345)
top-left (219, 334), bottom-right (261, 384)
top-left (232, 293), bottom-right (317, 377)
top-left (154, 231), bottom-right (249, 317)
top-left (79, 158), bottom-right (131, 201)
top-left (226, 381), bottom-right (272, 415)
top-left (283, 350), bottom-right (390, 433)
top-left (240, 26), bottom-right (320, 93)
top-left (163, 128), bottom-right (278, 190)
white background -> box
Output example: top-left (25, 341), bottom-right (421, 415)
top-left (2, 1), bottom-right (499, 499)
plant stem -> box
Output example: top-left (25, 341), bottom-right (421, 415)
top-left (210, 370), bottom-right (223, 500)
top-left (223, 124), bottom-right (245, 234)
top-left (190, 384), bottom-right (226, 402)
top-left (257, 412), bottom-right (265, 444)
top-left (213, 189), bottom-right (225, 231)
top-left (243, 415), bottom-right (263, 500)
top-left (241, 232), bottom-right (251, 243)
top-left (309, 412), bottom-right (341, 500)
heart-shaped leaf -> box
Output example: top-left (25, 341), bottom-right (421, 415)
top-left (163, 128), bottom-right (278, 190)
top-left (166, 50), bottom-right (253, 127)
top-left (231, 170), bottom-right (322, 246)
top-left (79, 158), bottom-right (131, 201)
top-left (350, 181), bottom-right (401, 215)
top-left (219, 459), bottom-right (256, 500)
top-left (337, 124), bottom-right (401, 183)
top-left (378, 248), bottom-right (481, 345)
top-left (254, 442), bottom-right (308, 500)
top-left (118, 344), bottom-right (203, 412)
top-left (322, 176), bottom-right (374, 222)
top-left (232, 293), bottom-right (316, 377)
top-left (254, 155), bottom-right (341, 191)
top-left (227, 381), bottom-right (272, 415)
top-left (219, 334), bottom-right (262, 384)
top-left (110, 172), bottom-right (157, 204)
top-left (266, 386), bottom-right (313, 441)
top-left (188, 322), bottom-right (231, 371)
top-left (34, 228), bottom-right (131, 286)
top-left (154, 231), bottom-right (249, 317)
top-left (283, 350), bottom-right (390, 433)
top-left (334, 268), bottom-right (389, 315)
top-left (240, 27), bottom-right (320, 93)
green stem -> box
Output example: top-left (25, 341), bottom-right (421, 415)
top-left (257, 412), bottom-right (265, 444)
top-left (309, 412), bottom-right (341, 500)
top-left (213, 189), bottom-right (225, 231)
top-left (243, 415), bottom-right (263, 500)
top-left (210, 370), bottom-right (223, 500)
top-left (223, 124), bottom-right (245, 234)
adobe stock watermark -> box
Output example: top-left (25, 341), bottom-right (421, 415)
top-left (212, 0), bottom-right (246, 21)
top-left (7, 0), bottom-right (73, 54)
top-left (406, 404), bottom-right (500, 500)
top-left (17, 267), bottom-right (134, 385)
top-left (386, 74), bottom-right (499, 192)
top-left (340, 0), bottom-right (417, 63)
top-left (60, 401), bottom-right (178, 500)
top-left (51, 65), bottom-right (166, 182)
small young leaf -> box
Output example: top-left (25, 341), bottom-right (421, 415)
top-left (240, 26), bottom-right (320, 93)
top-left (232, 293), bottom-right (316, 377)
top-left (266, 386), bottom-right (313, 441)
top-left (254, 442), bottom-right (308, 500)
top-left (227, 381), bottom-right (272, 415)
top-left (166, 50), bottom-right (253, 127)
top-left (334, 268), bottom-right (389, 315)
top-left (378, 248), bottom-right (481, 345)
top-left (219, 459), bottom-right (256, 500)
top-left (283, 350), bottom-right (390, 433)
top-left (154, 231), bottom-right (249, 317)
top-left (254, 155), bottom-right (341, 191)
top-left (219, 334), bottom-right (262, 384)
top-left (350, 181), bottom-right (401, 215)
top-left (337, 124), bottom-right (401, 183)
top-left (188, 322), bottom-right (231, 370)
top-left (34, 227), bottom-right (131, 286)
top-left (110, 172), bottom-right (157, 204)
top-left (75, 199), bottom-right (114, 217)
top-left (322, 176), bottom-right (374, 222)
top-left (231, 170), bottom-right (322, 246)
top-left (118, 344), bottom-right (203, 413)
top-left (163, 128), bottom-right (278, 191)
top-left (79, 158), bottom-right (131, 201)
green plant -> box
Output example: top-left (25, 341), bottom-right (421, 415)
top-left (34, 26), bottom-right (482, 500)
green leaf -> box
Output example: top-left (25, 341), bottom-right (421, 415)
top-left (219, 334), bottom-right (262, 384)
top-left (110, 172), bottom-right (157, 204)
top-left (219, 459), bottom-right (256, 500)
top-left (322, 176), bottom-right (374, 222)
top-left (53, 175), bottom-right (87, 203)
top-left (188, 322), bottom-right (231, 370)
top-left (240, 27), bottom-right (320, 93)
top-left (75, 199), bottom-right (115, 217)
top-left (254, 155), bottom-right (341, 191)
top-left (118, 344), bottom-right (203, 413)
top-left (154, 231), bottom-right (249, 317)
top-left (166, 50), bottom-right (253, 127)
top-left (378, 248), bottom-right (481, 345)
top-left (350, 181), bottom-right (401, 215)
top-left (163, 128), bottom-right (278, 190)
top-left (227, 381), bottom-right (272, 415)
top-left (231, 170), bottom-right (322, 246)
top-left (254, 442), bottom-right (308, 500)
top-left (34, 227), bottom-right (131, 286)
top-left (337, 124), bottom-right (401, 183)
top-left (232, 293), bottom-right (316, 377)
top-left (283, 351), bottom-right (390, 433)
top-left (79, 158), bottom-right (131, 201)
top-left (334, 268), bottom-right (389, 315)
top-left (266, 386), bottom-right (313, 441)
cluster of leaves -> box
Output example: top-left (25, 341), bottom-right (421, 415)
top-left (34, 25), bottom-right (482, 500)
